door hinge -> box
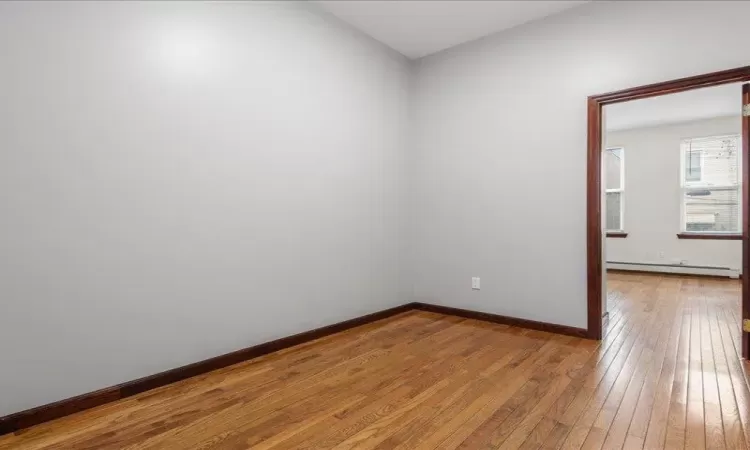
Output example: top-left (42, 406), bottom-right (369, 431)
top-left (744, 104), bottom-right (750, 117)
top-left (744, 319), bottom-right (750, 333)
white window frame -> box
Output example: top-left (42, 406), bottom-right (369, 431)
top-left (679, 134), bottom-right (741, 234)
top-left (605, 147), bottom-right (625, 232)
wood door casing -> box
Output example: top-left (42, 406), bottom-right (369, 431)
top-left (743, 82), bottom-right (750, 359)
top-left (587, 66), bottom-right (750, 344)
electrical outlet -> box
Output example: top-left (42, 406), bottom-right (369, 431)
top-left (471, 277), bottom-right (480, 290)
top-left (658, 251), bottom-right (665, 259)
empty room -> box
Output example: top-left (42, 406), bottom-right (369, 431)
top-left (1, 1), bottom-right (749, 449)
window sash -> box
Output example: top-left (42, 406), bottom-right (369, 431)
top-left (680, 134), bottom-right (740, 188)
top-left (680, 186), bottom-right (740, 233)
top-left (605, 147), bottom-right (624, 191)
top-left (606, 191), bottom-right (624, 231)
top-left (605, 147), bottom-right (625, 231)
top-left (679, 134), bottom-right (741, 233)
top-left (684, 150), bottom-right (703, 182)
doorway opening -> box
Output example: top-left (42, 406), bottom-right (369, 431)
top-left (586, 67), bottom-right (750, 360)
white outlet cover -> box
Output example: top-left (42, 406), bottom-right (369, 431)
top-left (472, 277), bottom-right (480, 290)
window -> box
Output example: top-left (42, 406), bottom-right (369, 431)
top-left (605, 148), bottom-right (624, 231)
top-left (681, 135), bottom-right (741, 233)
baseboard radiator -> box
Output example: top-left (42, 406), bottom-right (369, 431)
top-left (607, 261), bottom-right (740, 278)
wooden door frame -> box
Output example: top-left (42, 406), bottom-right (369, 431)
top-left (586, 66), bottom-right (750, 348)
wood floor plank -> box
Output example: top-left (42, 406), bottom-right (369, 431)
top-left (709, 296), bottom-right (746, 450)
top-left (0, 273), bottom-right (746, 450)
top-left (427, 340), bottom-right (575, 449)
top-left (560, 278), bottom-right (670, 449)
top-left (717, 293), bottom-right (750, 449)
top-left (686, 288), bottom-right (708, 450)
top-left (628, 278), bottom-right (683, 441)
top-left (662, 286), bottom-right (693, 450)
top-left (603, 288), bottom-right (676, 449)
top-left (642, 282), bottom-right (686, 449)
top-left (702, 294), bottom-right (728, 450)
top-left (623, 433), bottom-right (645, 450)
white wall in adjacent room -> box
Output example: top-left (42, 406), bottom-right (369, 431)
top-left (0, 1), bottom-right (410, 416)
top-left (411, 0), bottom-right (750, 328)
top-left (606, 116), bottom-right (742, 271)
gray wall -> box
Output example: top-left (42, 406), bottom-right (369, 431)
top-left (411, 0), bottom-right (750, 328)
top-left (0, 1), bottom-right (410, 416)
top-left (4, 0), bottom-right (750, 418)
top-left (606, 116), bottom-right (742, 270)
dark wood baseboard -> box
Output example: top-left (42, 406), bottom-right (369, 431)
top-left (0, 301), bottom-right (592, 436)
top-left (607, 268), bottom-right (739, 281)
top-left (412, 302), bottom-right (590, 339)
top-left (0, 304), bottom-right (415, 437)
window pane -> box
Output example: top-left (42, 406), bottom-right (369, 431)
top-left (605, 148), bottom-right (622, 190)
top-left (684, 187), bottom-right (739, 232)
top-left (606, 192), bottom-right (621, 230)
top-left (682, 136), bottom-right (739, 186)
top-left (685, 150), bottom-right (701, 182)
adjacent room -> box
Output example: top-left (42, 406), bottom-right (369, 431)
top-left (603, 83), bottom-right (744, 344)
top-left (604, 84), bottom-right (743, 279)
top-left (1, 1), bottom-right (749, 449)
top-left (600, 85), bottom-right (746, 449)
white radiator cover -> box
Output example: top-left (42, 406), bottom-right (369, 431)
top-left (607, 262), bottom-right (739, 278)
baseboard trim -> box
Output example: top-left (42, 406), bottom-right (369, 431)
top-left (412, 302), bottom-right (589, 339)
top-left (607, 268), bottom-right (740, 280)
top-left (0, 303), bottom-right (415, 437)
top-left (0, 301), bottom-right (591, 436)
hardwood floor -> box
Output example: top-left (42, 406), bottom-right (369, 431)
top-left (1, 272), bottom-right (748, 449)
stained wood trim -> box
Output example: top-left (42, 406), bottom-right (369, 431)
top-left (743, 82), bottom-right (750, 359)
top-left (587, 96), bottom-right (603, 340)
top-left (606, 231), bottom-right (628, 238)
top-left (412, 302), bottom-right (589, 339)
top-left (588, 67), bottom-right (750, 346)
top-left (676, 233), bottom-right (742, 240)
top-left (592, 66), bottom-right (750, 105)
top-left (0, 304), bottom-right (416, 437)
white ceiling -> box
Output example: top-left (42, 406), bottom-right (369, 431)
top-left (315, 1), bottom-right (588, 59)
top-left (605, 83), bottom-right (744, 132)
